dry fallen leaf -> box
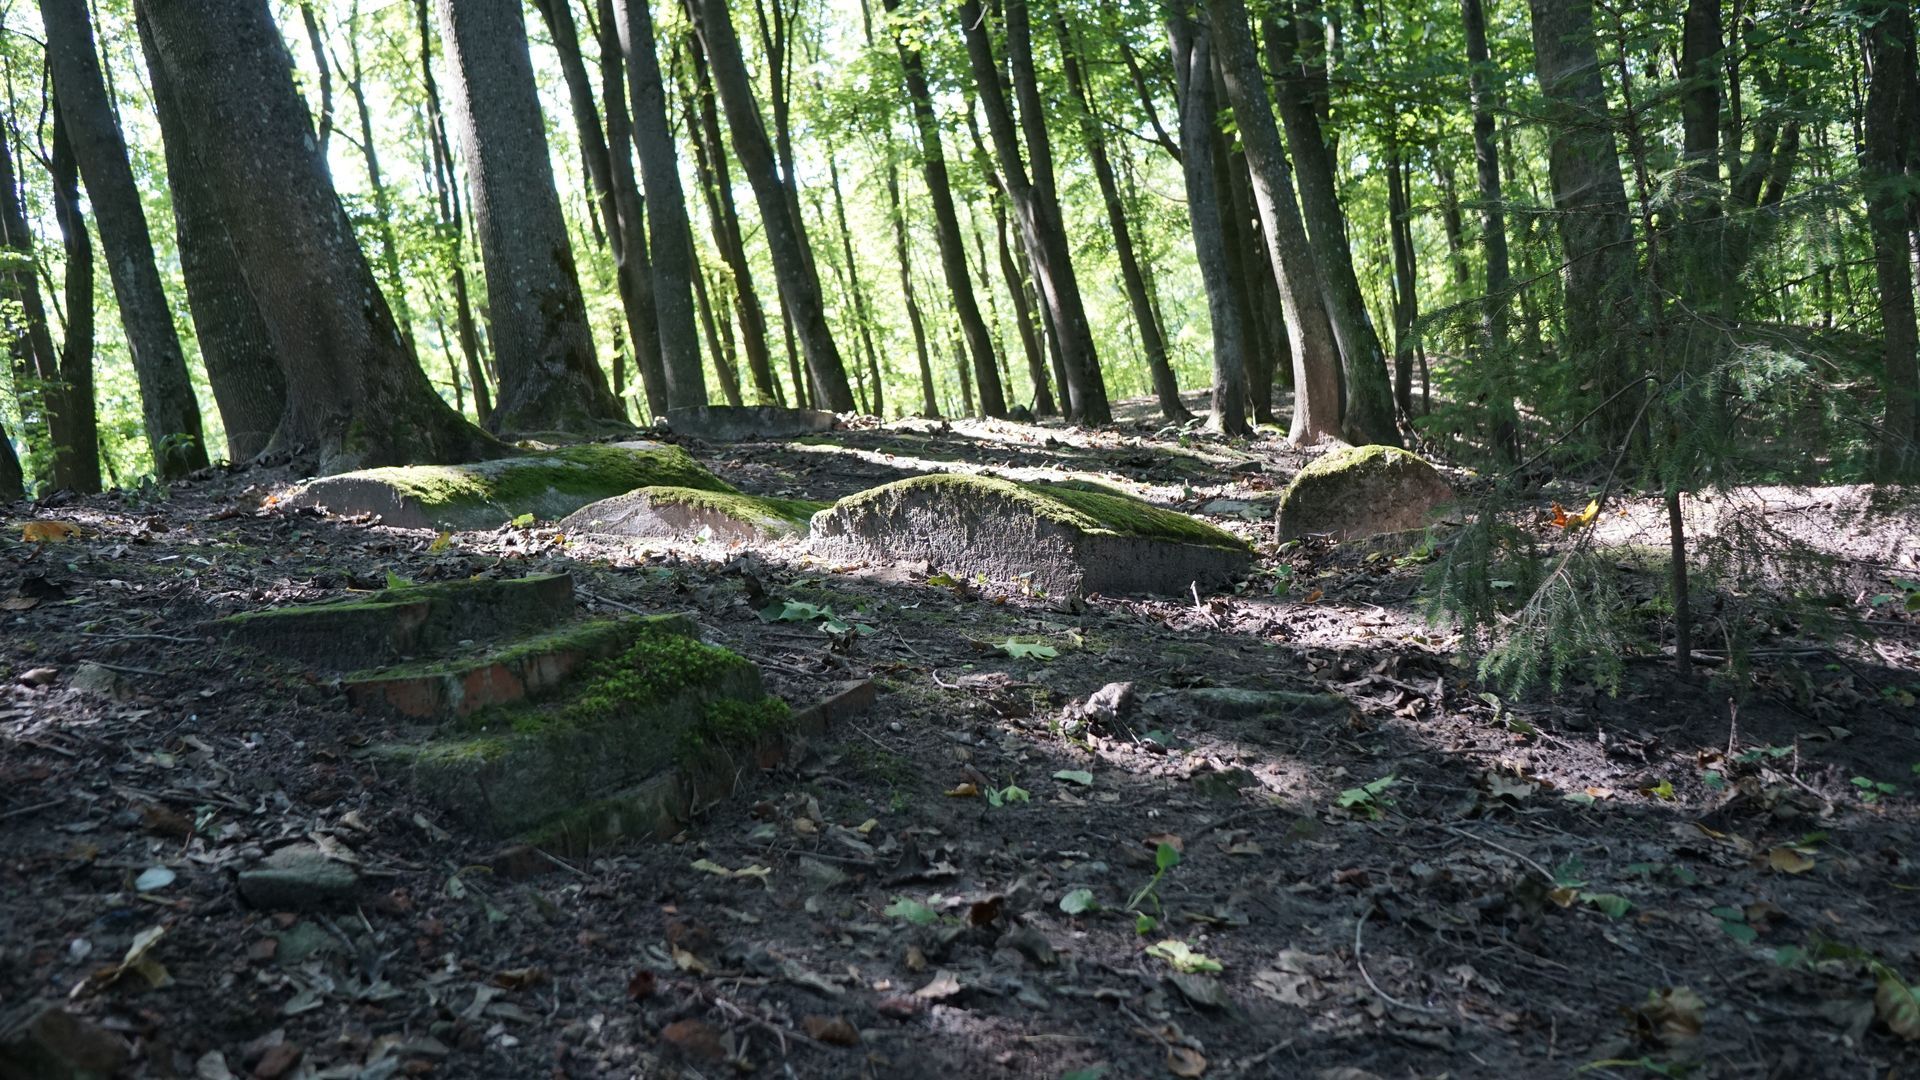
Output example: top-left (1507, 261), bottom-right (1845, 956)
top-left (1876, 973), bottom-right (1920, 1041)
top-left (1766, 846), bottom-right (1815, 874)
top-left (914, 969), bottom-right (963, 1000)
top-left (1632, 986), bottom-right (1706, 1045)
top-left (944, 783), bottom-right (980, 798)
top-left (801, 1014), bottom-right (860, 1046)
top-left (1166, 1045), bottom-right (1207, 1076)
top-left (1, 596), bottom-right (40, 611)
top-left (21, 520), bottom-right (83, 543)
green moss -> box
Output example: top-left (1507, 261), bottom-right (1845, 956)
top-left (455, 624), bottom-right (753, 736)
top-left (337, 444), bottom-right (733, 520)
top-left (829, 473), bottom-right (1248, 551)
top-left (616, 486), bottom-right (826, 533)
top-left (676, 696), bottom-right (792, 767)
top-left (343, 615), bottom-right (690, 683)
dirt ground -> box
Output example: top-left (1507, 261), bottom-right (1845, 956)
top-left (3, 400), bottom-right (1919, 1080)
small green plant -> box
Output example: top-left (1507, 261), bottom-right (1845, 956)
top-left (1867, 578), bottom-right (1920, 612)
top-left (1126, 842), bottom-right (1181, 914)
top-left (882, 897), bottom-right (939, 925)
top-left (1336, 775), bottom-right (1397, 819)
top-left (760, 598), bottom-right (876, 636)
top-left (1852, 776), bottom-right (1899, 803)
top-left (997, 638), bottom-right (1058, 660)
top-left (984, 782), bottom-right (1030, 807)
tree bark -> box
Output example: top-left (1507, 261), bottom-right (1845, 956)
top-left (1057, 9), bottom-right (1188, 424)
top-left (1168, 12), bottom-right (1248, 434)
top-left (300, 2), bottom-right (333, 157)
top-left (48, 108), bottom-right (100, 491)
top-left (1262, 3), bottom-right (1399, 445)
top-left (827, 149), bottom-right (885, 415)
top-left (1528, 0), bottom-right (1638, 445)
top-left (435, 0), bottom-right (625, 434)
top-left (137, 10), bottom-right (286, 463)
top-left (0, 108), bottom-right (90, 490)
top-left (415, 0), bottom-right (492, 426)
top-left (959, 0), bottom-right (1109, 423)
top-left (1462, 0), bottom-right (1511, 342)
top-left (689, 0), bottom-right (855, 410)
top-left (884, 159), bottom-right (940, 418)
top-left (614, 0), bottom-right (707, 411)
top-left (691, 265), bottom-right (744, 406)
top-left (1386, 141), bottom-right (1419, 422)
top-left (1199, 0), bottom-right (1342, 443)
top-left (137, 0), bottom-right (499, 473)
top-left (992, 196), bottom-right (1056, 416)
top-left (346, 7), bottom-right (415, 350)
top-left (42, 0), bottom-right (208, 477)
top-left (1862, 0), bottom-right (1920, 474)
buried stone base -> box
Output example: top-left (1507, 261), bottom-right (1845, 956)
top-left (559, 486), bottom-right (824, 544)
top-left (276, 441), bottom-right (732, 530)
top-left (1274, 444), bottom-right (1455, 541)
top-left (808, 473), bottom-right (1252, 596)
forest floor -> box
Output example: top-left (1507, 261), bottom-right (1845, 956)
top-left (3, 393), bottom-right (1919, 1080)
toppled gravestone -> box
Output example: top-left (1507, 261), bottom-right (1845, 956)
top-left (666, 405), bottom-right (837, 441)
top-left (277, 441), bottom-right (731, 530)
top-left (237, 843), bottom-right (362, 911)
top-left (808, 474), bottom-right (1252, 596)
top-left (560, 486), bottom-right (824, 543)
top-left (1274, 445), bottom-right (1454, 540)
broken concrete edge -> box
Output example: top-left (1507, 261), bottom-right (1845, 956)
top-left (515, 678), bottom-right (878, 859)
top-left (812, 473), bottom-right (1250, 552)
top-left (561, 486), bottom-right (826, 540)
top-left (341, 614), bottom-right (692, 719)
top-left (278, 442), bottom-right (736, 530)
top-left (211, 573), bottom-right (577, 670)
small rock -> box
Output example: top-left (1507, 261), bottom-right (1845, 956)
top-left (659, 1018), bottom-right (725, 1062)
top-left (16, 667), bottom-right (58, 687)
top-left (237, 843), bottom-right (360, 911)
top-left (252, 1040), bottom-right (302, 1079)
top-left (1275, 444), bottom-right (1455, 540)
top-left (0, 1002), bottom-right (131, 1080)
top-left (800, 1015), bottom-right (860, 1046)
top-left (69, 662), bottom-right (127, 698)
top-left (997, 926), bottom-right (1056, 967)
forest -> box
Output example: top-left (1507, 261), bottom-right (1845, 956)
top-left (0, 0), bottom-right (1918, 1077)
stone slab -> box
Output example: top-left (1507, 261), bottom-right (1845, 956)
top-left (559, 486), bottom-right (821, 544)
top-left (808, 474), bottom-right (1252, 597)
top-left (237, 843), bottom-right (362, 911)
top-left (1275, 445), bottom-right (1455, 541)
top-left (278, 442), bottom-right (730, 530)
top-left (665, 405), bottom-right (838, 441)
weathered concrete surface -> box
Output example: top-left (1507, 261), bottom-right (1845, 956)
top-left (215, 573), bottom-right (576, 668)
top-left (808, 474), bottom-right (1252, 597)
top-left (1274, 445), bottom-right (1455, 541)
top-left (559, 486), bottom-right (822, 544)
top-left (665, 405), bottom-right (837, 441)
top-left (278, 441), bottom-right (730, 530)
top-left (237, 843), bottom-right (362, 911)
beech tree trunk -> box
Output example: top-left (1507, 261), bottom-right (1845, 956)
top-left (614, 0), bottom-right (707, 411)
top-left (993, 197), bottom-right (1056, 416)
top-left (828, 150), bottom-right (885, 416)
top-left (1058, 10), bottom-right (1188, 424)
top-left (690, 0), bottom-right (855, 410)
top-left (1386, 142), bottom-right (1420, 422)
top-left (1168, 12), bottom-right (1248, 434)
top-left (0, 112), bottom-right (89, 490)
top-left (885, 161), bottom-right (940, 418)
top-left (415, 0), bottom-right (491, 425)
top-left (137, 0), bottom-right (499, 473)
top-left (1861, 0), bottom-right (1920, 474)
top-left (137, 10), bottom-right (286, 462)
top-left (435, 0), bottom-right (625, 434)
top-left (1200, 0), bottom-right (1343, 443)
top-left (1262, 3), bottom-right (1399, 445)
top-left (1529, 0), bottom-right (1639, 446)
top-left (1462, 0), bottom-right (1511, 342)
top-left (959, 0), bottom-right (1108, 423)
top-left (42, 0), bottom-right (208, 478)
top-left (48, 108), bottom-right (100, 491)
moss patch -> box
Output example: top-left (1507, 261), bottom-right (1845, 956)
top-left (1276, 445), bottom-right (1455, 541)
top-left (640, 486), bottom-right (825, 529)
top-left (564, 485), bottom-right (825, 539)
top-left (824, 473), bottom-right (1248, 552)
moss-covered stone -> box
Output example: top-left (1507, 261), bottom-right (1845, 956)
top-left (216, 573), bottom-right (576, 669)
top-left (280, 441), bottom-right (734, 530)
top-left (809, 473), bottom-right (1253, 596)
top-left (560, 486), bottom-right (824, 543)
top-left (1274, 445), bottom-right (1455, 541)
top-left (370, 622), bottom-right (784, 835)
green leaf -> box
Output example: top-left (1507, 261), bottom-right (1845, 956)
top-left (1155, 842), bottom-right (1182, 872)
top-left (510, 513), bottom-right (535, 528)
top-left (1719, 920), bottom-right (1758, 944)
top-left (883, 897), bottom-right (938, 925)
top-left (1060, 1066), bottom-right (1110, 1080)
top-left (1059, 888), bottom-right (1099, 915)
top-left (1563, 791), bottom-right (1596, 807)
top-left (1581, 892), bottom-right (1632, 918)
top-left (1146, 939), bottom-right (1223, 973)
top-left (1702, 770), bottom-right (1726, 790)
top-left (1134, 913), bottom-right (1158, 935)
top-left (385, 571), bottom-right (414, 589)
top-left (999, 784), bottom-right (1030, 804)
top-left (1053, 769), bottom-right (1094, 787)
top-left (998, 638), bottom-right (1058, 660)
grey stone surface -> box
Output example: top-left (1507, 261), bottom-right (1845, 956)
top-left (237, 843), bottom-right (361, 911)
top-left (665, 405), bottom-right (837, 441)
top-left (560, 487), bottom-right (812, 543)
top-left (1274, 445), bottom-right (1455, 540)
top-left (808, 474), bottom-right (1252, 597)
top-left (0, 1003), bottom-right (130, 1080)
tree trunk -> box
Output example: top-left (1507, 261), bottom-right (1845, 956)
top-left (885, 160), bottom-right (940, 418)
top-left (435, 0), bottom-right (625, 434)
top-left (1862, 0), bottom-right (1920, 474)
top-left (0, 108), bottom-right (90, 489)
top-left (1057, 9), bottom-right (1188, 424)
top-left (299, 2), bottom-right (333, 157)
top-left (42, 0), bottom-right (208, 477)
top-left (1386, 141), bottom-right (1419, 422)
top-left (692, 265), bottom-right (745, 407)
top-left (1528, 0), bottom-right (1638, 445)
top-left (959, 0), bottom-right (1108, 423)
top-left (346, 8), bottom-right (415, 351)
top-left (415, 0), bottom-right (491, 426)
top-left (1215, 109), bottom-right (1273, 426)
top-left (828, 149), bottom-right (885, 416)
top-left (690, 0), bottom-right (856, 410)
top-left (48, 108), bottom-right (101, 491)
top-left (682, 24), bottom-right (780, 407)
top-left (992, 197), bottom-right (1057, 416)
top-left (1262, 3), bottom-right (1399, 445)
top-left (1462, 0), bottom-right (1511, 341)
top-left (137, 10), bottom-right (286, 462)
top-left (614, 0), bottom-right (707, 411)
top-left (1168, 12), bottom-right (1248, 435)
top-left (137, 0), bottom-right (499, 473)
top-left (882, 0), bottom-right (1009, 419)
top-left (1199, 0), bottom-right (1342, 443)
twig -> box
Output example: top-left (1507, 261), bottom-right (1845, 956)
top-left (84, 660), bottom-right (171, 678)
top-left (1437, 823), bottom-right (1556, 883)
top-left (78, 631), bottom-right (204, 644)
top-left (0, 797), bottom-right (63, 821)
top-left (1354, 903), bottom-right (1445, 1015)
top-left (535, 848), bottom-right (587, 877)
top-left (578, 590), bottom-right (645, 615)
